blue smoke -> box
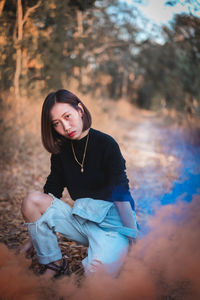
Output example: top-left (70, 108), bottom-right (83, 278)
top-left (132, 127), bottom-right (200, 233)
top-left (161, 129), bottom-right (200, 205)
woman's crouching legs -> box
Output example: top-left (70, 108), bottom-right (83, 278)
top-left (21, 191), bottom-right (63, 274)
top-left (83, 223), bottom-right (129, 277)
top-left (21, 192), bottom-right (88, 277)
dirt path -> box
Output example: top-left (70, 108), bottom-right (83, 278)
top-left (112, 111), bottom-right (181, 222)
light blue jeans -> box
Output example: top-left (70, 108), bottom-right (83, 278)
top-left (27, 194), bottom-right (138, 276)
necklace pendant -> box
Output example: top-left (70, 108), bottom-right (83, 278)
top-left (71, 133), bottom-right (89, 174)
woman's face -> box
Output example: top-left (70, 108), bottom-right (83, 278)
top-left (50, 102), bottom-right (86, 140)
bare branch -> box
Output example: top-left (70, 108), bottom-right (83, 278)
top-left (82, 16), bottom-right (94, 37)
top-left (13, 21), bottom-right (17, 43)
top-left (93, 42), bottom-right (129, 55)
top-left (17, 0), bottom-right (23, 40)
top-left (22, 0), bottom-right (41, 25)
top-left (76, 10), bottom-right (83, 36)
top-left (0, 0), bottom-right (6, 17)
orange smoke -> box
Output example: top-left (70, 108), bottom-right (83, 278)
top-left (0, 243), bottom-right (39, 299)
top-left (1, 196), bottom-right (200, 300)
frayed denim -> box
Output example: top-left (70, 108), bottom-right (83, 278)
top-left (27, 194), bottom-right (138, 276)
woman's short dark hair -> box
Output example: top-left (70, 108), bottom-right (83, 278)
top-left (41, 89), bottom-right (92, 154)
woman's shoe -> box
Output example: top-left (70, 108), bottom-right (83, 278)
top-left (42, 259), bottom-right (70, 278)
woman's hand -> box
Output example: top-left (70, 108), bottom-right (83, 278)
top-left (128, 237), bottom-right (136, 252)
top-left (128, 237), bottom-right (136, 246)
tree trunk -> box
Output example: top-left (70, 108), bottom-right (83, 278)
top-left (77, 9), bottom-right (83, 36)
top-left (0, 0), bottom-right (6, 16)
top-left (13, 0), bottom-right (41, 102)
top-left (76, 9), bottom-right (83, 84)
top-left (121, 71), bottom-right (128, 100)
top-left (14, 0), bottom-right (23, 102)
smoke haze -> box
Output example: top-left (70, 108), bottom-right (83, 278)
top-left (0, 196), bottom-right (199, 300)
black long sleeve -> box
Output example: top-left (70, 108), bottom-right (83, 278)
top-left (101, 137), bottom-right (135, 209)
top-left (43, 128), bottom-right (135, 210)
top-left (43, 154), bottom-right (65, 199)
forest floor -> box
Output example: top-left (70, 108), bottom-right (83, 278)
top-left (0, 98), bottom-right (200, 297)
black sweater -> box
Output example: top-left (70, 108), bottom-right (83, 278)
top-left (44, 128), bottom-right (135, 210)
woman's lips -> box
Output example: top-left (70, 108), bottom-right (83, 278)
top-left (68, 131), bottom-right (76, 138)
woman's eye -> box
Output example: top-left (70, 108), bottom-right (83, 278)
top-left (53, 122), bottom-right (59, 127)
top-left (65, 114), bottom-right (70, 119)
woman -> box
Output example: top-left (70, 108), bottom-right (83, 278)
top-left (21, 89), bottom-right (138, 277)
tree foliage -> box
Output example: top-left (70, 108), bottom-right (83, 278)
top-left (135, 14), bottom-right (200, 114)
top-left (165, 0), bottom-right (200, 13)
top-left (0, 0), bottom-right (199, 115)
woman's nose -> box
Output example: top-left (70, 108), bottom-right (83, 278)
top-left (62, 121), bottom-right (70, 131)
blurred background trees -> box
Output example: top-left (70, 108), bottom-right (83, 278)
top-left (136, 13), bottom-right (200, 115)
top-left (1, 2), bottom-right (200, 290)
top-left (0, 0), bottom-right (199, 114)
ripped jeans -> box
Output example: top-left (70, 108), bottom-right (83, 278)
top-left (27, 195), bottom-right (138, 276)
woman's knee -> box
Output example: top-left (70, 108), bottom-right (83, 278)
top-left (21, 191), bottom-right (52, 222)
top-left (22, 191), bottom-right (42, 210)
